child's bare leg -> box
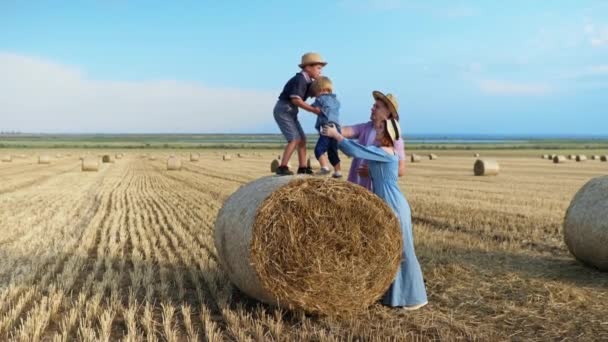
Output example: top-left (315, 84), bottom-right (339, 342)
top-left (333, 163), bottom-right (341, 172)
top-left (281, 140), bottom-right (299, 167)
top-left (297, 139), bottom-right (307, 168)
top-left (318, 154), bottom-right (330, 169)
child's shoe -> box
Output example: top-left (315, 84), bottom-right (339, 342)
top-left (332, 171), bottom-right (343, 178)
top-left (297, 167), bottom-right (314, 175)
top-left (317, 167), bottom-right (331, 176)
top-left (276, 166), bottom-right (293, 176)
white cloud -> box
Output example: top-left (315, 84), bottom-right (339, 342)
top-left (0, 52), bottom-right (276, 133)
top-left (584, 22), bottom-right (608, 47)
top-left (478, 79), bottom-right (552, 96)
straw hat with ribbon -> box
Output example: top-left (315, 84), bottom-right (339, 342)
top-left (299, 52), bottom-right (327, 68)
top-left (386, 118), bottom-right (402, 144)
top-left (372, 90), bottom-right (399, 118)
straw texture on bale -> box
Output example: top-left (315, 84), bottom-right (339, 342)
top-left (223, 154), bottom-right (232, 161)
top-left (1, 155), bottom-right (12, 162)
top-left (474, 159), bottom-right (499, 176)
top-left (553, 155), bottom-right (567, 164)
top-left (190, 153), bottom-right (200, 162)
top-left (429, 153), bottom-right (438, 160)
top-left (601, 155), bottom-right (607, 162)
top-left (81, 158), bottom-right (99, 172)
top-left (563, 176), bottom-right (608, 271)
top-left (307, 157), bottom-right (321, 170)
top-left (102, 155), bottom-right (114, 163)
top-left (214, 176), bottom-right (402, 315)
top-left (167, 157), bottom-right (182, 171)
top-left (38, 155), bottom-right (50, 164)
top-left (576, 155), bottom-right (587, 162)
top-left (410, 154), bottom-right (422, 163)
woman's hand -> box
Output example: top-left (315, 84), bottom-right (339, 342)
top-left (357, 164), bottom-right (369, 178)
top-left (321, 124), bottom-right (340, 139)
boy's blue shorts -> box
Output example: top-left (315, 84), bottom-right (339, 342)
top-left (273, 100), bottom-right (305, 142)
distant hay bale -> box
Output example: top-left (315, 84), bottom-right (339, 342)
top-left (115, 153), bottom-right (123, 159)
top-left (223, 154), bottom-right (232, 161)
top-left (410, 154), bottom-right (422, 163)
top-left (237, 153), bottom-right (245, 158)
top-left (148, 156), bottom-right (157, 161)
top-left (214, 176), bottom-right (402, 315)
top-left (38, 155), bottom-right (50, 164)
top-left (167, 157), bottom-right (182, 171)
top-left (474, 153), bottom-right (480, 158)
top-left (102, 155), bottom-right (114, 163)
top-left (568, 154), bottom-right (575, 160)
top-left (563, 176), bottom-right (608, 271)
top-left (553, 155), bottom-right (567, 163)
top-left (541, 154), bottom-right (548, 159)
top-left (1, 155), bottom-right (12, 162)
top-left (428, 153), bottom-right (438, 160)
top-left (81, 158), bottom-right (99, 172)
top-left (548, 154), bottom-right (555, 160)
top-left (601, 155), bottom-right (607, 162)
top-left (55, 154), bottom-right (62, 158)
top-left (474, 159), bottom-right (499, 176)
top-left (576, 155), bottom-right (587, 162)
top-left (591, 155), bottom-right (600, 160)
top-left (190, 153), bottom-right (200, 162)
top-left (307, 157), bottom-right (321, 170)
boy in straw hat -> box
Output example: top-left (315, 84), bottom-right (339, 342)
top-left (310, 76), bottom-right (342, 178)
top-left (273, 52), bottom-right (326, 176)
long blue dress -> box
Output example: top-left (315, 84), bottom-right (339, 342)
top-left (338, 138), bottom-right (428, 307)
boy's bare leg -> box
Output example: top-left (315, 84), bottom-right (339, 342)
top-left (333, 163), bottom-right (341, 172)
top-left (297, 140), bottom-right (307, 168)
top-left (281, 140), bottom-right (299, 167)
top-left (318, 154), bottom-right (330, 169)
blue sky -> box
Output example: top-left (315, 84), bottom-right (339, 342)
top-left (1, 1), bottom-right (607, 135)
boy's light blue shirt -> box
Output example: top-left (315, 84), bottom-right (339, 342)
top-left (312, 93), bottom-right (341, 131)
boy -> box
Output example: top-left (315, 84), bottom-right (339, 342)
top-left (311, 76), bottom-right (342, 178)
top-left (273, 52), bottom-right (326, 175)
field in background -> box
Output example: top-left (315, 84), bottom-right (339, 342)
top-left (0, 148), bottom-right (607, 341)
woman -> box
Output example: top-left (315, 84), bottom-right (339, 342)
top-left (322, 99), bottom-right (427, 310)
top-left (340, 91), bottom-right (406, 190)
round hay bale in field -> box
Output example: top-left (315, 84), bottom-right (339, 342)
top-left (167, 157), bottom-right (182, 171)
top-left (55, 153), bottom-right (62, 158)
top-left (410, 154), bottom-right (422, 163)
top-left (568, 154), bottom-right (575, 160)
top-left (148, 156), bottom-right (157, 161)
top-left (563, 176), bottom-right (608, 271)
top-left (553, 155), bottom-right (567, 163)
top-left (81, 158), bottom-right (99, 172)
top-left (237, 153), bottom-right (245, 158)
top-left (270, 159), bottom-right (292, 173)
top-left (591, 155), bottom-right (600, 160)
top-left (223, 154), bottom-right (232, 161)
top-left (214, 176), bottom-right (402, 315)
top-left (474, 153), bottom-right (480, 158)
top-left (190, 153), bottom-right (200, 162)
top-left (307, 157), bottom-right (320, 170)
top-left (474, 159), bottom-right (499, 176)
top-left (541, 154), bottom-right (548, 159)
top-left (1, 155), bottom-right (12, 162)
top-left (601, 155), bottom-right (607, 162)
top-left (428, 153), bottom-right (438, 160)
top-left (102, 155), bottom-right (114, 163)
top-left (38, 155), bottom-right (51, 164)
top-left (576, 155), bottom-right (587, 162)
top-left (115, 153), bottom-right (123, 160)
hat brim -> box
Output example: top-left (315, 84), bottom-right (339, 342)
top-left (372, 90), bottom-right (398, 117)
top-left (299, 61), bottom-right (328, 68)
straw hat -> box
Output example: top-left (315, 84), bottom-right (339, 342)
top-left (372, 91), bottom-right (399, 117)
top-left (299, 52), bottom-right (327, 68)
top-left (386, 118), bottom-right (401, 144)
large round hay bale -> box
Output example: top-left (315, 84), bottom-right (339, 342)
top-left (541, 154), bottom-right (549, 159)
top-left (223, 154), bottom-right (232, 161)
top-left (81, 158), bottom-right (99, 172)
top-left (428, 153), bottom-right (438, 160)
top-left (1, 155), bottom-right (12, 162)
top-left (553, 156), bottom-right (566, 164)
top-left (576, 155), bottom-right (587, 162)
top-left (563, 176), bottom-right (608, 271)
top-left (38, 155), bottom-right (50, 164)
top-left (568, 154), bottom-right (575, 160)
top-left (410, 154), bottom-right (422, 163)
top-left (553, 155), bottom-right (567, 163)
top-left (190, 153), bottom-right (200, 162)
top-left (307, 157), bottom-right (321, 170)
top-left (167, 157), bottom-right (182, 171)
top-left (591, 155), bottom-right (600, 160)
top-left (102, 155), bottom-right (114, 163)
top-left (214, 176), bottom-right (402, 314)
top-left (474, 159), bottom-right (499, 176)
top-left (601, 155), bottom-right (607, 162)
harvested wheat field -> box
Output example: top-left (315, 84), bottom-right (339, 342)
top-left (0, 149), bottom-right (607, 341)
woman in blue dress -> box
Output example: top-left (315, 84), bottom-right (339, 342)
top-left (322, 116), bottom-right (428, 310)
